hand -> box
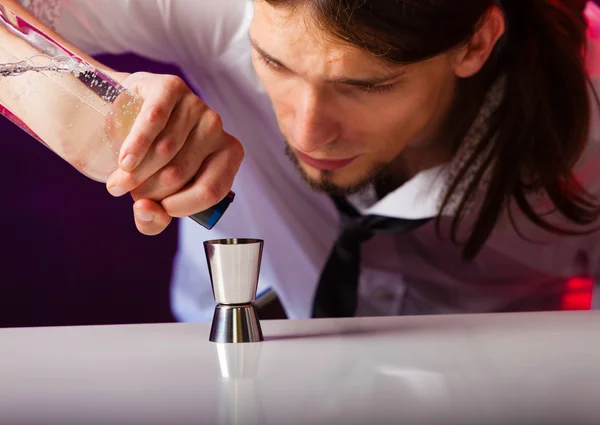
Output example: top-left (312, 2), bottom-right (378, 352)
top-left (105, 72), bottom-right (244, 235)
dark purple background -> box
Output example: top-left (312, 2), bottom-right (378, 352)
top-left (0, 55), bottom-right (184, 327)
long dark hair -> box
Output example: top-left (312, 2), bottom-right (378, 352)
top-left (262, 0), bottom-right (599, 260)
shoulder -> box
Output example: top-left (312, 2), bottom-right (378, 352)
top-left (19, 0), bottom-right (252, 61)
top-left (585, 2), bottom-right (600, 77)
top-left (18, 0), bottom-right (61, 29)
top-left (574, 3), bottom-right (600, 195)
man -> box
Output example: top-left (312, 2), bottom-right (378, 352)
top-left (6, 0), bottom-right (600, 321)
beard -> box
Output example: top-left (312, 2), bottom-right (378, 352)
top-left (284, 142), bottom-right (399, 198)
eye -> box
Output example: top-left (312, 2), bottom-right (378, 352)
top-left (257, 54), bottom-right (284, 72)
top-left (355, 83), bottom-right (394, 94)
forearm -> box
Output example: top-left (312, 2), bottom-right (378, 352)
top-left (0, 0), bottom-right (127, 82)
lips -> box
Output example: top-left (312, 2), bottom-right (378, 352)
top-left (295, 150), bottom-right (358, 171)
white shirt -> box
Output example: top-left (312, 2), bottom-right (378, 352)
top-left (22, 0), bottom-right (600, 320)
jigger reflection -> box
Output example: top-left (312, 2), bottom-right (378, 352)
top-left (204, 239), bottom-right (265, 343)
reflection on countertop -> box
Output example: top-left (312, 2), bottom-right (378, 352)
top-left (0, 310), bottom-right (598, 425)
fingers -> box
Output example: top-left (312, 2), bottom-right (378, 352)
top-left (107, 93), bottom-right (205, 198)
top-left (132, 198), bottom-right (172, 236)
top-left (118, 74), bottom-right (187, 173)
top-left (129, 135), bottom-right (206, 203)
top-left (159, 137), bottom-right (244, 218)
top-left (101, 72), bottom-right (243, 236)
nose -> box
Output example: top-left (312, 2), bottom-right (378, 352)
top-left (290, 85), bottom-right (340, 154)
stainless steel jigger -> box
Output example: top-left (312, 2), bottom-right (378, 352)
top-left (204, 238), bottom-right (264, 343)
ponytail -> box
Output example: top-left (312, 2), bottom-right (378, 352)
top-left (442, 0), bottom-right (600, 260)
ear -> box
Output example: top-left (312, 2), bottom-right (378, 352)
top-left (453, 6), bottom-right (506, 78)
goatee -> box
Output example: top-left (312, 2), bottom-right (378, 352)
top-left (284, 143), bottom-right (395, 198)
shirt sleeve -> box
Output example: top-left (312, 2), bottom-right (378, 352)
top-left (18, 0), bottom-right (251, 74)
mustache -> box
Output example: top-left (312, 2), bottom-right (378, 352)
top-left (283, 142), bottom-right (389, 197)
top-left (283, 139), bottom-right (355, 157)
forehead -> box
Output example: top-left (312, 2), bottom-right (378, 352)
top-left (251, 1), bottom-right (323, 41)
top-left (250, 0), bottom-right (392, 72)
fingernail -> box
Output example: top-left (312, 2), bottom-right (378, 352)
top-left (108, 185), bottom-right (127, 197)
top-left (134, 208), bottom-right (154, 222)
top-left (121, 154), bottom-right (138, 171)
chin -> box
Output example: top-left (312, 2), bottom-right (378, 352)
top-left (303, 168), bottom-right (375, 197)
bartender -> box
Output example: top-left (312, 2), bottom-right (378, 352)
top-left (7, 0), bottom-right (600, 320)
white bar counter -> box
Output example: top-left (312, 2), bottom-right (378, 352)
top-left (0, 311), bottom-right (599, 424)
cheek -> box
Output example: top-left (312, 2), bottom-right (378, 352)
top-left (341, 93), bottom-right (434, 154)
top-left (389, 98), bottom-right (434, 137)
top-left (369, 61), bottom-right (456, 143)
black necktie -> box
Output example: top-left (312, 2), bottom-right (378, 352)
top-left (312, 197), bottom-right (431, 318)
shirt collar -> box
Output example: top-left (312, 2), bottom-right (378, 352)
top-left (347, 76), bottom-right (506, 220)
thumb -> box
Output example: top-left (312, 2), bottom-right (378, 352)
top-left (132, 198), bottom-right (172, 236)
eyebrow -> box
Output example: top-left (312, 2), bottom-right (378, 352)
top-left (249, 36), bottom-right (405, 86)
